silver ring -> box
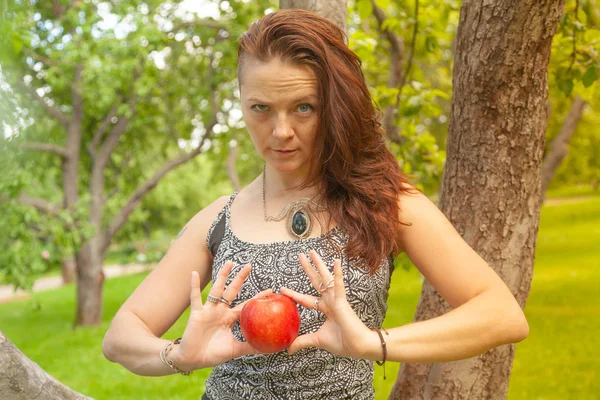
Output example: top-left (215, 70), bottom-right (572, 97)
top-left (325, 278), bottom-right (335, 289)
top-left (219, 296), bottom-right (232, 306)
top-left (313, 298), bottom-right (321, 312)
top-left (318, 277), bottom-right (335, 293)
top-left (207, 294), bottom-right (219, 304)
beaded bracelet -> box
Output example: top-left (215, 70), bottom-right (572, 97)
top-left (371, 327), bottom-right (389, 379)
top-left (159, 338), bottom-right (192, 376)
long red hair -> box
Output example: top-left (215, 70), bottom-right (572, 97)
top-left (238, 9), bottom-right (414, 273)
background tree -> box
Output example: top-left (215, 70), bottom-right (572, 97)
top-left (391, 1), bottom-right (565, 398)
top-left (542, 0), bottom-right (600, 195)
top-left (0, 0), bottom-right (272, 325)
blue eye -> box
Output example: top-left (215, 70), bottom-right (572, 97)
top-left (298, 104), bottom-right (313, 113)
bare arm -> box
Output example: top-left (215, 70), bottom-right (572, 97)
top-left (365, 187), bottom-right (529, 363)
top-left (102, 196), bottom-right (229, 376)
top-left (282, 186), bottom-right (529, 363)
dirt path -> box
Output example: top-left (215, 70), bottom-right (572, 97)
top-left (0, 264), bottom-right (154, 304)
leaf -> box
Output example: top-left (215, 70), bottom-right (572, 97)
top-left (558, 78), bottom-right (574, 96)
top-left (425, 36), bottom-right (438, 52)
top-left (356, 0), bottom-right (374, 21)
top-left (582, 66), bottom-right (598, 88)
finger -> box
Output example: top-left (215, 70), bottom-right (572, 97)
top-left (333, 259), bottom-right (346, 300)
top-left (308, 250), bottom-right (333, 289)
top-left (209, 260), bottom-right (233, 299)
top-left (221, 264), bottom-right (252, 303)
top-left (298, 253), bottom-right (322, 292)
top-left (190, 271), bottom-right (203, 310)
top-left (231, 289), bottom-right (274, 314)
top-left (287, 333), bottom-right (319, 356)
top-left (280, 287), bottom-right (327, 314)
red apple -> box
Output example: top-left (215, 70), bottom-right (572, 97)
top-left (240, 293), bottom-right (300, 353)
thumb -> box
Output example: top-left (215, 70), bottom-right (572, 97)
top-left (287, 333), bottom-right (319, 356)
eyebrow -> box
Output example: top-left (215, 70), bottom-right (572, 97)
top-left (245, 95), bottom-right (318, 104)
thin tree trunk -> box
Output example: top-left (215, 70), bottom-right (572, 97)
top-left (74, 239), bottom-right (104, 326)
top-left (61, 257), bottom-right (76, 285)
top-left (541, 96), bottom-right (587, 196)
top-left (0, 332), bottom-right (91, 399)
top-left (280, 0), bottom-right (347, 33)
top-left (391, 1), bottom-right (564, 399)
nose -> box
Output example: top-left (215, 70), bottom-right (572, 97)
top-left (272, 114), bottom-right (294, 140)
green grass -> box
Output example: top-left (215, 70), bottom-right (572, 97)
top-left (545, 183), bottom-right (600, 199)
top-left (1, 197), bottom-right (599, 399)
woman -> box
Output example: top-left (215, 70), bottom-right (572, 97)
top-left (102, 9), bottom-right (529, 399)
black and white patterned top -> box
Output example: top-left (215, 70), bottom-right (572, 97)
top-left (203, 191), bottom-right (393, 400)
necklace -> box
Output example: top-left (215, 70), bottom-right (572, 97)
top-left (262, 165), bottom-right (327, 239)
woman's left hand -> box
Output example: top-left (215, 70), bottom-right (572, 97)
top-left (280, 250), bottom-right (374, 358)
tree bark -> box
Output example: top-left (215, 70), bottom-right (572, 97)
top-left (280, 0), bottom-right (347, 33)
top-left (541, 96), bottom-right (587, 196)
top-left (0, 332), bottom-right (91, 399)
top-left (391, 1), bottom-right (564, 399)
top-left (75, 239), bottom-right (105, 326)
top-left (61, 257), bottom-right (76, 285)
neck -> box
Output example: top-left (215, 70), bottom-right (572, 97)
top-left (262, 163), bottom-right (321, 201)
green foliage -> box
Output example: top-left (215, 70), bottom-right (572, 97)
top-left (349, 0), bottom-right (458, 193)
top-left (546, 0), bottom-right (600, 190)
top-left (0, 0), bottom-right (275, 290)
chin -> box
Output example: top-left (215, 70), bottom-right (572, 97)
top-left (267, 158), bottom-right (304, 172)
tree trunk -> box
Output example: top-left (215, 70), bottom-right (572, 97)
top-left (0, 332), bottom-right (91, 399)
top-left (391, 1), bottom-right (564, 399)
top-left (280, 0), bottom-right (347, 33)
top-left (74, 238), bottom-right (105, 326)
top-left (61, 257), bottom-right (76, 285)
top-left (541, 96), bottom-right (587, 197)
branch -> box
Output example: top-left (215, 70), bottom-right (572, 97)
top-left (103, 58), bottom-right (220, 251)
top-left (371, 0), bottom-right (407, 144)
top-left (18, 193), bottom-right (62, 217)
top-left (567, 0), bottom-right (580, 73)
top-left (541, 96), bottom-right (587, 196)
top-left (397, 0), bottom-right (419, 105)
top-left (18, 142), bottom-right (69, 158)
top-left (88, 105), bottom-right (117, 158)
top-left (16, 80), bottom-right (70, 127)
top-left (103, 121), bottom-right (216, 251)
top-left (171, 19), bottom-right (226, 31)
top-left (0, 332), bottom-right (92, 399)
top-left (23, 48), bottom-right (65, 67)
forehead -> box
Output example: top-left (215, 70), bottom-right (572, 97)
top-left (240, 57), bottom-right (319, 101)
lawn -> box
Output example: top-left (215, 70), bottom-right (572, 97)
top-left (1, 195), bottom-right (598, 399)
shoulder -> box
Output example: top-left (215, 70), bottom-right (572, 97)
top-left (394, 183), bottom-right (498, 308)
top-left (395, 182), bottom-right (433, 247)
top-left (186, 195), bottom-right (232, 245)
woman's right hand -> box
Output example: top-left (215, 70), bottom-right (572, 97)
top-left (170, 261), bottom-right (270, 371)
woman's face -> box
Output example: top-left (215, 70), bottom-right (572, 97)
top-left (240, 57), bottom-right (320, 174)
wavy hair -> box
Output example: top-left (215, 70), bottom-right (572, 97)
top-left (237, 9), bottom-right (414, 274)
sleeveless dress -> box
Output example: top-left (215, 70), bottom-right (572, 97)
top-left (203, 191), bottom-right (393, 400)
